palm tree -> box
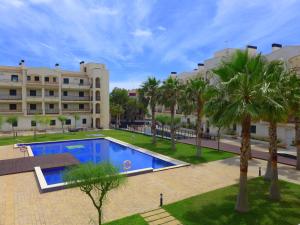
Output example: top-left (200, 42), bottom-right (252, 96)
top-left (74, 113), bottom-right (80, 128)
top-left (160, 76), bottom-right (182, 150)
top-left (261, 60), bottom-right (291, 200)
top-left (207, 50), bottom-right (265, 212)
top-left (58, 115), bottom-right (67, 133)
top-left (156, 115), bottom-right (169, 139)
top-left (180, 75), bottom-right (212, 157)
top-left (140, 77), bottom-right (160, 145)
top-left (286, 73), bottom-right (300, 170)
top-left (110, 104), bottom-right (124, 128)
top-left (6, 116), bottom-right (18, 137)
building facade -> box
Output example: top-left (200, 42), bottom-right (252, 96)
top-left (159, 44), bottom-right (300, 148)
top-left (0, 61), bottom-right (109, 132)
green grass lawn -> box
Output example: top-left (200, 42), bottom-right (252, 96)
top-left (163, 178), bottom-right (300, 225)
top-left (0, 129), bottom-right (234, 164)
top-left (104, 214), bottom-right (147, 225)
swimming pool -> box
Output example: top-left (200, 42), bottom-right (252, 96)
top-left (25, 137), bottom-right (186, 190)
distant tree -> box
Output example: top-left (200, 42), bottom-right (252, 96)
top-left (6, 116), bottom-right (18, 137)
top-left (74, 113), bottom-right (80, 128)
top-left (110, 104), bottom-right (124, 127)
top-left (58, 115), bottom-right (67, 133)
top-left (0, 116), bottom-right (3, 129)
top-left (156, 115), bottom-right (170, 139)
top-left (110, 88), bottom-right (129, 109)
top-left (63, 163), bottom-right (126, 225)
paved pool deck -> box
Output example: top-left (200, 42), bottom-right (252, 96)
top-left (0, 144), bottom-right (299, 225)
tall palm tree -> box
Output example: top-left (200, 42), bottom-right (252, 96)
top-left (207, 50), bottom-right (265, 212)
top-left (160, 76), bottom-right (182, 150)
top-left (286, 73), bottom-right (300, 170)
top-left (261, 60), bottom-right (290, 200)
top-left (180, 75), bottom-right (212, 157)
top-left (140, 77), bottom-right (160, 145)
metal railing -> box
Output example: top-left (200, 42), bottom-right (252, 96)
top-left (26, 95), bottom-right (42, 98)
top-left (62, 96), bottom-right (90, 101)
top-left (62, 107), bottom-right (90, 112)
top-left (0, 96), bottom-right (22, 100)
top-left (45, 94), bottom-right (59, 98)
top-left (0, 79), bottom-right (22, 83)
top-left (44, 81), bottom-right (59, 86)
top-left (62, 82), bottom-right (90, 87)
top-left (0, 109), bottom-right (23, 113)
top-left (45, 109), bottom-right (59, 114)
top-left (27, 109), bottom-right (43, 115)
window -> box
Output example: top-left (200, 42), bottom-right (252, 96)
top-left (82, 118), bottom-right (87, 124)
top-left (63, 78), bottom-right (69, 84)
top-left (11, 75), bottom-right (18, 82)
top-left (45, 77), bottom-right (49, 82)
top-left (9, 104), bottom-right (17, 110)
top-left (84, 67), bottom-right (87, 73)
top-left (50, 120), bottom-right (56, 126)
top-left (34, 76), bottom-right (39, 81)
top-left (79, 104), bottom-right (84, 109)
top-left (30, 90), bottom-right (36, 96)
top-left (49, 104), bottom-right (54, 109)
top-left (31, 121), bottom-right (36, 127)
top-left (49, 90), bottom-right (54, 96)
top-left (12, 121), bottom-right (18, 127)
top-left (9, 89), bottom-right (17, 96)
top-left (79, 91), bottom-right (84, 97)
top-left (250, 125), bottom-right (256, 134)
top-left (27, 76), bottom-right (31, 81)
top-left (63, 91), bottom-right (68, 96)
top-left (53, 77), bottom-right (57, 83)
top-left (30, 104), bottom-right (36, 110)
top-left (79, 79), bottom-right (84, 85)
top-left (66, 119), bottom-right (71, 125)
top-left (63, 104), bottom-right (68, 109)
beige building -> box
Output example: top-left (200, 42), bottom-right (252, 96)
top-left (0, 61), bottom-right (109, 132)
top-left (159, 44), bottom-right (300, 148)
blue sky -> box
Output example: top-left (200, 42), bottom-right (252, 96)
top-left (1, 0), bottom-right (300, 91)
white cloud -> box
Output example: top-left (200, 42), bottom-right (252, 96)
top-left (132, 29), bottom-right (152, 37)
top-left (157, 26), bottom-right (166, 31)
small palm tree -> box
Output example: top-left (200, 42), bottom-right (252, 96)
top-left (160, 76), bottom-right (182, 150)
top-left (58, 115), bottom-right (67, 133)
top-left (38, 116), bottom-right (51, 133)
top-left (180, 75), bottom-right (212, 157)
top-left (261, 60), bottom-right (291, 200)
top-left (74, 113), bottom-right (80, 128)
top-left (140, 77), bottom-right (160, 144)
top-left (156, 115), bottom-right (170, 139)
top-left (6, 116), bottom-right (18, 137)
top-left (207, 50), bottom-right (266, 212)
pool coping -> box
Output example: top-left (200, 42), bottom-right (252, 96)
top-left (19, 137), bottom-right (190, 192)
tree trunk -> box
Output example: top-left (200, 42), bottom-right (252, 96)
top-left (162, 125), bottom-right (164, 139)
top-left (98, 208), bottom-right (102, 225)
top-left (295, 116), bottom-right (300, 170)
top-left (265, 122), bottom-right (273, 181)
top-left (217, 127), bottom-right (221, 151)
top-left (269, 121), bottom-right (280, 200)
top-left (170, 106), bottom-right (176, 150)
top-left (195, 102), bottom-right (202, 157)
top-left (235, 115), bottom-right (250, 212)
top-left (151, 107), bottom-right (157, 145)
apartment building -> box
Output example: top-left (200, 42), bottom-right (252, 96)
top-left (0, 61), bottom-right (109, 132)
top-left (159, 44), bottom-right (300, 148)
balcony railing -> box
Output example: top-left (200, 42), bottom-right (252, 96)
top-left (0, 96), bottom-right (22, 100)
top-left (27, 95), bottom-right (42, 98)
top-left (0, 79), bottom-right (22, 84)
top-left (45, 94), bottom-right (59, 98)
top-left (27, 109), bottom-right (43, 115)
top-left (45, 109), bottom-right (59, 114)
top-left (0, 109), bottom-right (23, 113)
top-left (62, 96), bottom-right (90, 101)
top-left (62, 82), bottom-right (90, 87)
top-left (62, 107), bottom-right (90, 112)
top-left (27, 80), bottom-right (42, 85)
top-left (44, 81), bottom-right (59, 86)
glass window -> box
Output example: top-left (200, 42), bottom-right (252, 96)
top-left (30, 90), bottom-right (36, 96)
top-left (49, 104), bottom-right (54, 109)
top-left (80, 79), bottom-right (84, 85)
top-left (30, 104), bottom-right (36, 110)
top-left (79, 91), bottom-right (84, 97)
top-left (12, 121), bottom-right (18, 127)
top-left (63, 104), bottom-right (68, 109)
top-left (49, 90), bottom-right (54, 96)
top-left (66, 119), bottom-right (71, 125)
top-left (11, 75), bottom-right (18, 82)
top-left (9, 89), bottom-right (17, 96)
top-left (45, 77), bottom-right (49, 82)
top-left (79, 104), bottom-right (84, 109)
top-left (34, 76), bottom-right (39, 81)
top-left (250, 125), bottom-right (256, 134)
top-left (63, 78), bottom-right (69, 84)
top-left (31, 121), bottom-right (36, 127)
top-left (82, 118), bottom-right (87, 124)
top-left (63, 91), bottom-right (68, 96)
top-left (27, 76), bottom-right (31, 81)
top-left (53, 77), bottom-right (57, 82)
top-left (50, 120), bottom-right (56, 126)
top-left (9, 104), bottom-right (17, 110)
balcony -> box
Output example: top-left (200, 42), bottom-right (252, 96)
top-left (62, 96), bottom-right (90, 101)
top-left (0, 109), bottom-right (23, 114)
top-left (27, 109), bottom-right (43, 115)
top-left (0, 79), bottom-right (22, 87)
top-left (45, 108), bottom-right (59, 114)
top-left (45, 95), bottom-right (59, 102)
top-left (27, 80), bottom-right (42, 85)
top-left (26, 95), bottom-right (42, 101)
top-left (44, 81), bottom-right (59, 87)
top-left (0, 95), bottom-right (22, 100)
top-left (62, 81), bottom-right (90, 90)
top-left (62, 107), bottom-right (90, 113)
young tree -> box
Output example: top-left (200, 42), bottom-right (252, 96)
top-left (74, 113), bottom-right (80, 128)
top-left (110, 104), bottom-right (124, 128)
top-left (140, 77), bottom-right (161, 145)
top-left (160, 76), bottom-right (182, 150)
top-left (38, 116), bottom-right (51, 133)
top-left (207, 50), bottom-right (265, 212)
top-left (180, 75), bottom-right (212, 157)
top-left (63, 163), bottom-right (126, 225)
top-left (156, 115), bottom-right (169, 139)
top-left (6, 116), bottom-right (18, 137)
top-left (58, 115), bottom-right (67, 133)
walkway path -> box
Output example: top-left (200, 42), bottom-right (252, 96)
top-left (179, 138), bottom-right (297, 166)
top-left (141, 208), bottom-right (182, 225)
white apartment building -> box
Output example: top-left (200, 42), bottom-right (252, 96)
top-left (161, 44), bottom-right (300, 148)
top-left (0, 61), bottom-right (109, 132)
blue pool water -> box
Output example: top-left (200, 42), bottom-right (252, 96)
top-left (28, 138), bottom-right (174, 185)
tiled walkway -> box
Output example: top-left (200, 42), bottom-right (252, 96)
top-left (0, 145), bottom-right (299, 225)
top-left (141, 208), bottom-right (182, 225)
